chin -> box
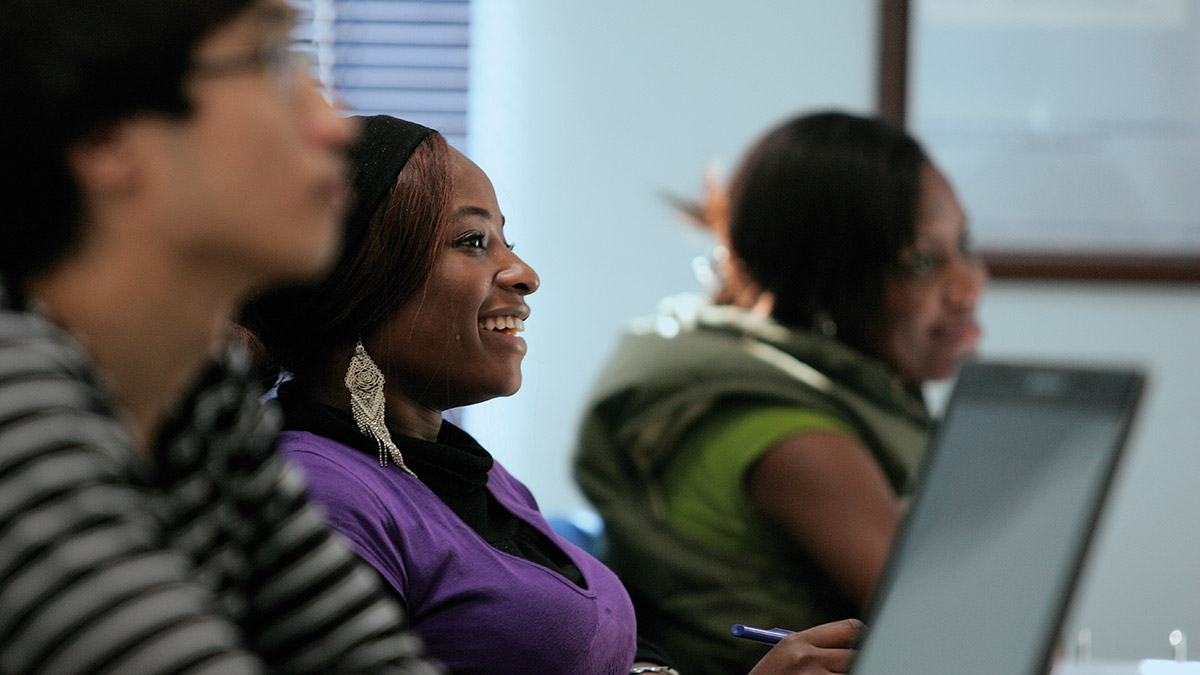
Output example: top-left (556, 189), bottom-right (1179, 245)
top-left (257, 235), bottom-right (340, 287)
top-left (496, 368), bottom-right (523, 397)
top-left (294, 220), bottom-right (342, 276)
top-left (923, 367), bottom-right (956, 383)
top-left (495, 380), bottom-right (522, 398)
top-left (456, 380), bottom-right (522, 408)
top-left (928, 354), bottom-right (974, 382)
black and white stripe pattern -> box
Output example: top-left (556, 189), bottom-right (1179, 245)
top-left (0, 304), bottom-right (441, 674)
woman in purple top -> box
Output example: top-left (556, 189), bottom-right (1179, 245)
top-left (241, 115), bottom-right (861, 675)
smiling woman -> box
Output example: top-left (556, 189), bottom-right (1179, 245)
top-left (239, 114), bottom-right (862, 675)
top-left (367, 149), bottom-right (538, 422)
top-left (238, 115), bottom-right (644, 674)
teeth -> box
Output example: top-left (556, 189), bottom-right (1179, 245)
top-left (480, 316), bottom-right (525, 334)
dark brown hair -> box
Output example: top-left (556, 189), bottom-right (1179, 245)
top-left (1, 0), bottom-right (257, 304)
top-left (240, 131), bottom-right (454, 381)
top-left (728, 110), bottom-right (929, 354)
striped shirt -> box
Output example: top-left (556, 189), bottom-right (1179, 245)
top-left (0, 302), bottom-right (443, 674)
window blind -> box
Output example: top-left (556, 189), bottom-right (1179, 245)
top-left (292, 0), bottom-right (470, 149)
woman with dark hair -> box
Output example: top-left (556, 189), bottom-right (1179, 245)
top-left (574, 110), bottom-right (988, 675)
top-left (242, 114), bottom-right (865, 675)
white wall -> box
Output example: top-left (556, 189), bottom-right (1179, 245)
top-left (465, 0), bottom-right (1200, 662)
top-left (466, 0), bottom-right (879, 511)
top-left (979, 281), bottom-right (1200, 661)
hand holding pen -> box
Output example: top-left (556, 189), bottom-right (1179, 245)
top-left (733, 624), bottom-right (795, 644)
top-left (739, 619), bottom-right (864, 675)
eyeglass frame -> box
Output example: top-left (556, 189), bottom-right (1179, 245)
top-left (891, 235), bottom-right (986, 283)
top-left (191, 40), bottom-right (316, 98)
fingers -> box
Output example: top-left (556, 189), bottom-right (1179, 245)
top-left (795, 618), bottom-right (865, 649)
top-left (754, 631), bottom-right (859, 674)
top-left (802, 646), bottom-right (854, 673)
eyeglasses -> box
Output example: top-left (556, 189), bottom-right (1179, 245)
top-left (192, 41), bottom-right (316, 98)
top-left (893, 237), bottom-right (985, 282)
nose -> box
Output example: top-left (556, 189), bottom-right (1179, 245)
top-left (497, 249), bottom-right (540, 296)
top-left (945, 253), bottom-right (987, 309)
top-left (297, 76), bottom-right (357, 151)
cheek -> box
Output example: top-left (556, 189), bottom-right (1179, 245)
top-left (876, 286), bottom-right (941, 363)
top-left (416, 288), bottom-right (478, 347)
top-left (220, 109), bottom-right (304, 196)
top-left (897, 305), bottom-right (941, 346)
top-left (249, 141), bottom-right (304, 205)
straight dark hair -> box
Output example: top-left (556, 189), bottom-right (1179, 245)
top-left (240, 132), bottom-right (454, 381)
top-left (0, 0), bottom-right (256, 304)
top-left (728, 111), bottom-right (929, 354)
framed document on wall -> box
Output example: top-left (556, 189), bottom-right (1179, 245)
top-left (882, 0), bottom-right (1200, 281)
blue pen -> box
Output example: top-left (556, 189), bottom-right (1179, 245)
top-left (730, 624), bottom-right (795, 645)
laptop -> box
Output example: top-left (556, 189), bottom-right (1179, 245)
top-left (851, 360), bottom-right (1146, 675)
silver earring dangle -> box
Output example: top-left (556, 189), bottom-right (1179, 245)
top-left (345, 338), bottom-right (415, 476)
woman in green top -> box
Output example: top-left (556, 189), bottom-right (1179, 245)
top-left (575, 110), bottom-right (988, 675)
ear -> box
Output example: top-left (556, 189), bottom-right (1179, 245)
top-left (66, 124), bottom-right (141, 199)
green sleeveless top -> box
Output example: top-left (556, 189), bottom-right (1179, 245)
top-left (574, 297), bottom-right (931, 675)
top-left (661, 404), bottom-right (853, 553)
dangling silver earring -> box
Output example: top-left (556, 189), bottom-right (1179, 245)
top-left (345, 338), bottom-right (415, 476)
top-left (814, 310), bottom-right (838, 338)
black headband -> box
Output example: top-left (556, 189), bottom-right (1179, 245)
top-left (342, 115), bottom-right (435, 261)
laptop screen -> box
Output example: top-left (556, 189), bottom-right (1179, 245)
top-left (851, 362), bottom-right (1144, 675)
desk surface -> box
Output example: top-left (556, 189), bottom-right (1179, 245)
top-left (1053, 660), bottom-right (1200, 674)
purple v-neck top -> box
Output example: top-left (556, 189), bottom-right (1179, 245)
top-left (278, 430), bottom-right (637, 674)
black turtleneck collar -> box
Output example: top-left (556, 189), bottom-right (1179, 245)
top-left (273, 380), bottom-right (586, 589)
top-left (275, 380), bottom-right (492, 497)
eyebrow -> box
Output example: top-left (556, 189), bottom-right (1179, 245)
top-left (455, 205), bottom-right (506, 225)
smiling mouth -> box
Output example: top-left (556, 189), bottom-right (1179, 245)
top-left (480, 316), bottom-right (526, 336)
top-left (937, 320), bottom-right (982, 349)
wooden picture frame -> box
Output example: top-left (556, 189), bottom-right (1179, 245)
top-left (877, 0), bottom-right (1200, 282)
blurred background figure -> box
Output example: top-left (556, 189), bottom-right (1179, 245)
top-left (575, 110), bottom-right (988, 675)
